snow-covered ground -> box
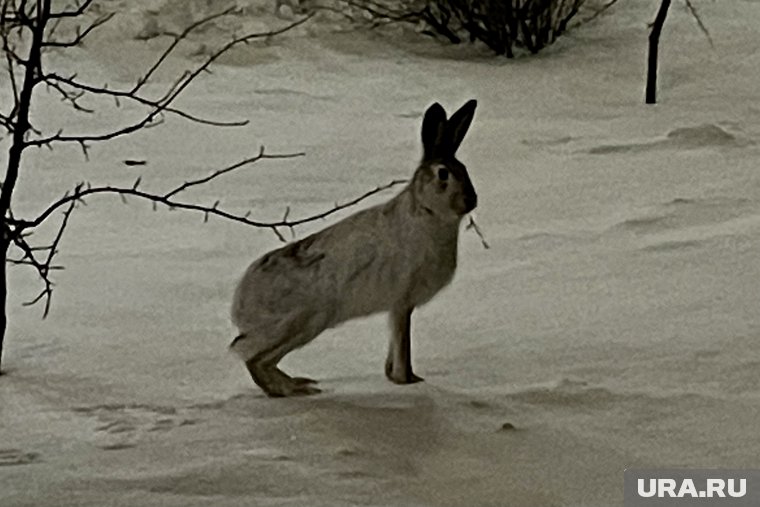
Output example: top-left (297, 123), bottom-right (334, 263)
top-left (2, 0), bottom-right (760, 505)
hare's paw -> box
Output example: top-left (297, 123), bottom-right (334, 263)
top-left (288, 383), bottom-right (322, 396)
top-left (274, 370), bottom-right (319, 392)
top-left (387, 372), bottom-right (425, 385)
top-left (385, 354), bottom-right (425, 384)
top-left (283, 375), bottom-right (321, 396)
top-left (385, 361), bottom-right (425, 385)
top-left (266, 378), bottom-right (322, 397)
top-left (254, 367), bottom-right (322, 397)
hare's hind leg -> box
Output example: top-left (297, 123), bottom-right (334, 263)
top-left (385, 307), bottom-right (424, 385)
top-left (233, 329), bottom-right (321, 397)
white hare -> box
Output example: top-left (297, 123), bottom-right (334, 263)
top-left (230, 100), bottom-right (478, 397)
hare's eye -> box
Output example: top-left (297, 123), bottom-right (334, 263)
top-left (437, 168), bottom-right (449, 181)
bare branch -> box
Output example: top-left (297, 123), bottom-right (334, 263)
top-left (25, 108), bottom-right (160, 148)
top-left (1, 0), bottom-right (33, 28)
top-left (150, 12), bottom-right (315, 112)
top-left (2, 34), bottom-right (20, 111)
top-left (2, 39), bottom-right (28, 69)
top-left (48, 0), bottom-right (94, 19)
top-left (45, 197), bottom-right (77, 270)
top-left (131, 7), bottom-right (238, 94)
top-left (0, 112), bottom-right (14, 132)
top-left (44, 78), bottom-right (94, 113)
top-left (25, 14), bottom-right (313, 149)
top-left (42, 12), bottom-right (115, 48)
top-left (9, 197), bottom-right (77, 317)
top-left (283, 178), bottom-right (408, 228)
top-left (19, 150), bottom-right (299, 228)
top-left (28, 182), bottom-right (293, 240)
top-left (683, 0), bottom-right (713, 47)
top-left (6, 257), bottom-right (53, 266)
top-left (340, 0), bottom-right (416, 20)
top-left (332, 0), bottom-right (426, 29)
top-left (42, 72), bottom-right (247, 127)
top-left (7, 232), bottom-right (41, 265)
top-left (18, 155), bottom-right (407, 245)
top-left (163, 147), bottom-right (304, 199)
top-left (45, 15), bottom-right (61, 40)
top-left (7, 236), bottom-right (52, 307)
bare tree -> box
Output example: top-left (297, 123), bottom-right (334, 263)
top-left (0, 0), bottom-right (405, 373)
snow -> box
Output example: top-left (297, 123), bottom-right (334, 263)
top-left (2, 0), bottom-right (760, 505)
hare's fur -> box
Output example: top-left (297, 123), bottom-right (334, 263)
top-left (231, 100), bottom-right (478, 397)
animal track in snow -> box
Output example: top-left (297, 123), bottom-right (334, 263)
top-left (0, 448), bottom-right (41, 466)
top-left (72, 403), bottom-right (199, 451)
top-left (587, 123), bottom-right (751, 155)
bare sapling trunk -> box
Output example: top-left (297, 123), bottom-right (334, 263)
top-left (646, 0), bottom-right (672, 104)
top-left (0, 0), bottom-right (49, 372)
top-left (0, 239), bottom-right (7, 373)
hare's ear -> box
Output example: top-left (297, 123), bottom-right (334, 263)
top-left (442, 99), bottom-right (477, 155)
top-left (421, 102), bottom-right (447, 160)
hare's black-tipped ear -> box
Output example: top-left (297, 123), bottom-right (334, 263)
top-left (443, 99), bottom-right (477, 155)
top-left (421, 102), bottom-right (447, 160)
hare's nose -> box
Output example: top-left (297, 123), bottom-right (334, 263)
top-left (464, 192), bottom-right (477, 212)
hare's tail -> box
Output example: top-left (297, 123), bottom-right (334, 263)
top-left (229, 333), bottom-right (254, 361)
top-left (229, 331), bottom-right (287, 363)
top-left (230, 334), bottom-right (246, 348)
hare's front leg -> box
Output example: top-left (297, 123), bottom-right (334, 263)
top-left (385, 307), bottom-right (424, 384)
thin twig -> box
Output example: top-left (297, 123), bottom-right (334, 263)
top-left (25, 14), bottom-right (314, 149)
top-left (44, 78), bottom-right (94, 112)
top-left (2, 35), bottom-right (20, 110)
top-left (41, 12), bottom-right (114, 47)
top-left (284, 178), bottom-right (408, 228)
top-left (131, 7), bottom-right (237, 94)
top-left (466, 216), bottom-right (490, 249)
top-left (48, 0), bottom-right (94, 19)
top-left (42, 72), bottom-right (248, 127)
top-left (19, 198), bottom-right (77, 316)
top-left (19, 172), bottom-right (407, 244)
top-left (683, 0), bottom-right (713, 47)
top-left (163, 147), bottom-right (305, 199)
top-left (578, 0), bottom-right (619, 25)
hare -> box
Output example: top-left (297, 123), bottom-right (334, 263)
top-left (230, 99), bottom-right (478, 397)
